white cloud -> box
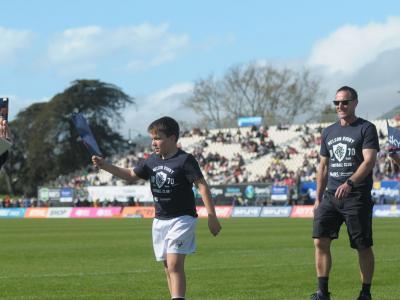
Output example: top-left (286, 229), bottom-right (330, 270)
top-left (0, 27), bottom-right (33, 64)
top-left (308, 16), bottom-right (400, 74)
top-left (46, 23), bottom-right (189, 73)
top-left (122, 83), bottom-right (195, 135)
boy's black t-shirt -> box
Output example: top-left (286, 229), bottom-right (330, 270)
top-left (134, 149), bottom-right (203, 219)
top-left (320, 118), bottom-right (380, 192)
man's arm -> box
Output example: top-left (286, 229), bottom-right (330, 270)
top-left (195, 177), bottom-right (221, 236)
top-left (92, 155), bottom-right (140, 183)
top-left (335, 148), bottom-right (377, 199)
top-left (315, 155), bottom-right (329, 208)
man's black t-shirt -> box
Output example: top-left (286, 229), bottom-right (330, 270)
top-left (134, 149), bottom-right (203, 219)
top-left (320, 118), bottom-right (379, 192)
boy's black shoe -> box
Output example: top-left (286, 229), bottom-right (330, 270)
top-left (357, 291), bottom-right (372, 300)
top-left (310, 292), bottom-right (331, 300)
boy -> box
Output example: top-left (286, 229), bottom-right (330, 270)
top-left (92, 116), bottom-right (221, 300)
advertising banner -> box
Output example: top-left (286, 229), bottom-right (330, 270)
top-left (38, 188), bottom-right (49, 201)
top-left (60, 188), bottom-right (74, 203)
top-left (271, 185), bottom-right (288, 201)
top-left (291, 205), bottom-right (314, 218)
top-left (231, 206), bottom-right (262, 217)
top-left (87, 185), bottom-right (153, 202)
top-left (300, 182), bottom-right (317, 200)
top-left (194, 184), bottom-right (270, 203)
top-left (47, 207), bottom-right (73, 218)
top-left (70, 207), bottom-right (121, 218)
top-left (237, 116), bottom-right (262, 127)
top-left (121, 207), bottom-right (155, 218)
top-left (25, 208), bottom-right (49, 218)
top-left (196, 206), bottom-right (233, 218)
top-left (372, 180), bottom-right (400, 202)
top-left (260, 206), bottom-right (292, 218)
top-left (0, 208), bottom-right (26, 218)
top-left (373, 205), bottom-right (400, 218)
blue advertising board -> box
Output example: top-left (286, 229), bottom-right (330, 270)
top-left (271, 185), bottom-right (288, 201)
top-left (0, 208), bottom-right (26, 218)
top-left (300, 182), bottom-right (317, 200)
top-left (373, 205), bottom-right (400, 217)
top-left (237, 116), bottom-right (262, 127)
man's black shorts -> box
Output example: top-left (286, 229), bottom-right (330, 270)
top-left (312, 190), bottom-right (374, 249)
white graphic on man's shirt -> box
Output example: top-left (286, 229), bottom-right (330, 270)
top-left (155, 171), bottom-right (167, 188)
top-left (333, 143), bottom-right (347, 162)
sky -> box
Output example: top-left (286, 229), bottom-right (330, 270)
top-left (1, 0), bottom-right (400, 136)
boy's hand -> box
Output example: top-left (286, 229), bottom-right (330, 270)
top-left (208, 214), bottom-right (221, 236)
top-left (92, 155), bottom-right (105, 168)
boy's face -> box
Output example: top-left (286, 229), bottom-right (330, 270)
top-left (149, 130), bottom-right (177, 156)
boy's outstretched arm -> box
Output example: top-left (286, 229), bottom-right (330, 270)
top-left (92, 155), bottom-right (140, 183)
top-left (195, 178), bottom-right (221, 236)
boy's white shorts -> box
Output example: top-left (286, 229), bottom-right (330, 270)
top-left (152, 215), bottom-right (197, 261)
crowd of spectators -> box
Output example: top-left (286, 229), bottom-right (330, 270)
top-left (51, 120), bottom-right (399, 188)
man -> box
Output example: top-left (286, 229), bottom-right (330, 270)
top-left (0, 119), bottom-right (10, 168)
top-left (311, 86), bottom-right (379, 300)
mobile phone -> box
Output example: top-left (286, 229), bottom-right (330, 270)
top-left (0, 98), bottom-right (9, 121)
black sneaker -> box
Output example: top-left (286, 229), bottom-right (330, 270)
top-left (310, 292), bottom-right (331, 300)
top-left (357, 292), bottom-right (372, 300)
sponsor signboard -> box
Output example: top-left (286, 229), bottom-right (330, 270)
top-left (0, 208), bottom-right (26, 218)
top-left (291, 205), bottom-right (314, 218)
top-left (260, 206), bottom-right (292, 218)
top-left (87, 185), bottom-right (153, 202)
top-left (47, 207), bottom-right (73, 218)
top-left (194, 184), bottom-right (270, 203)
top-left (231, 206), bottom-right (262, 217)
top-left (271, 185), bottom-right (288, 201)
top-left (121, 207), bottom-right (155, 218)
top-left (38, 188), bottom-right (49, 201)
top-left (372, 180), bottom-right (400, 202)
top-left (60, 188), bottom-right (74, 203)
top-left (70, 207), bottom-right (122, 218)
top-left (224, 186), bottom-right (242, 198)
top-left (300, 182), bottom-right (317, 200)
top-left (25, 208), bottom-right (49, 218)
top-left (237, 116), bottom-right (262, 127)
top-left (196, 206), bottom-right (233, 218)
top-left (373, 205), bottom-right (400, 218)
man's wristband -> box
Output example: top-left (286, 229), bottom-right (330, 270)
top-left (346, 179), bottom-right (354, 188)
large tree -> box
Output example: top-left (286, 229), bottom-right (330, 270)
top-left (2, 80), bottom-right (134, 195)
top-left (184, 63), bottom-right (325, 127)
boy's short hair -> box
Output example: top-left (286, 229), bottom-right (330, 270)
top-left (336, 86), bottom-right (358, 101)
top-left (148, 116), bottom-right (180, 141)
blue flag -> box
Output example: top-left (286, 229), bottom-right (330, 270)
top-left (387, 120), bottom-right (400, 153)
top-left (71, 113), bottom-right (103, 157)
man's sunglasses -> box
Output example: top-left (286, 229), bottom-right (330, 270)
top-left (332, 99), bottom-right (356, 106)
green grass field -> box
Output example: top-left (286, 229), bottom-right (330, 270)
top-left (0, 218), bottom-right (399, 299)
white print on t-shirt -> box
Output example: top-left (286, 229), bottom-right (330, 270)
top-left (332, 143), bottom-right (347, 162)
top-left (151, 165), bottom-right (176, 190)
top-left (155, 171), bottom-right (167, 188)
top-left (327, 136), bottom-right (355, 146)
